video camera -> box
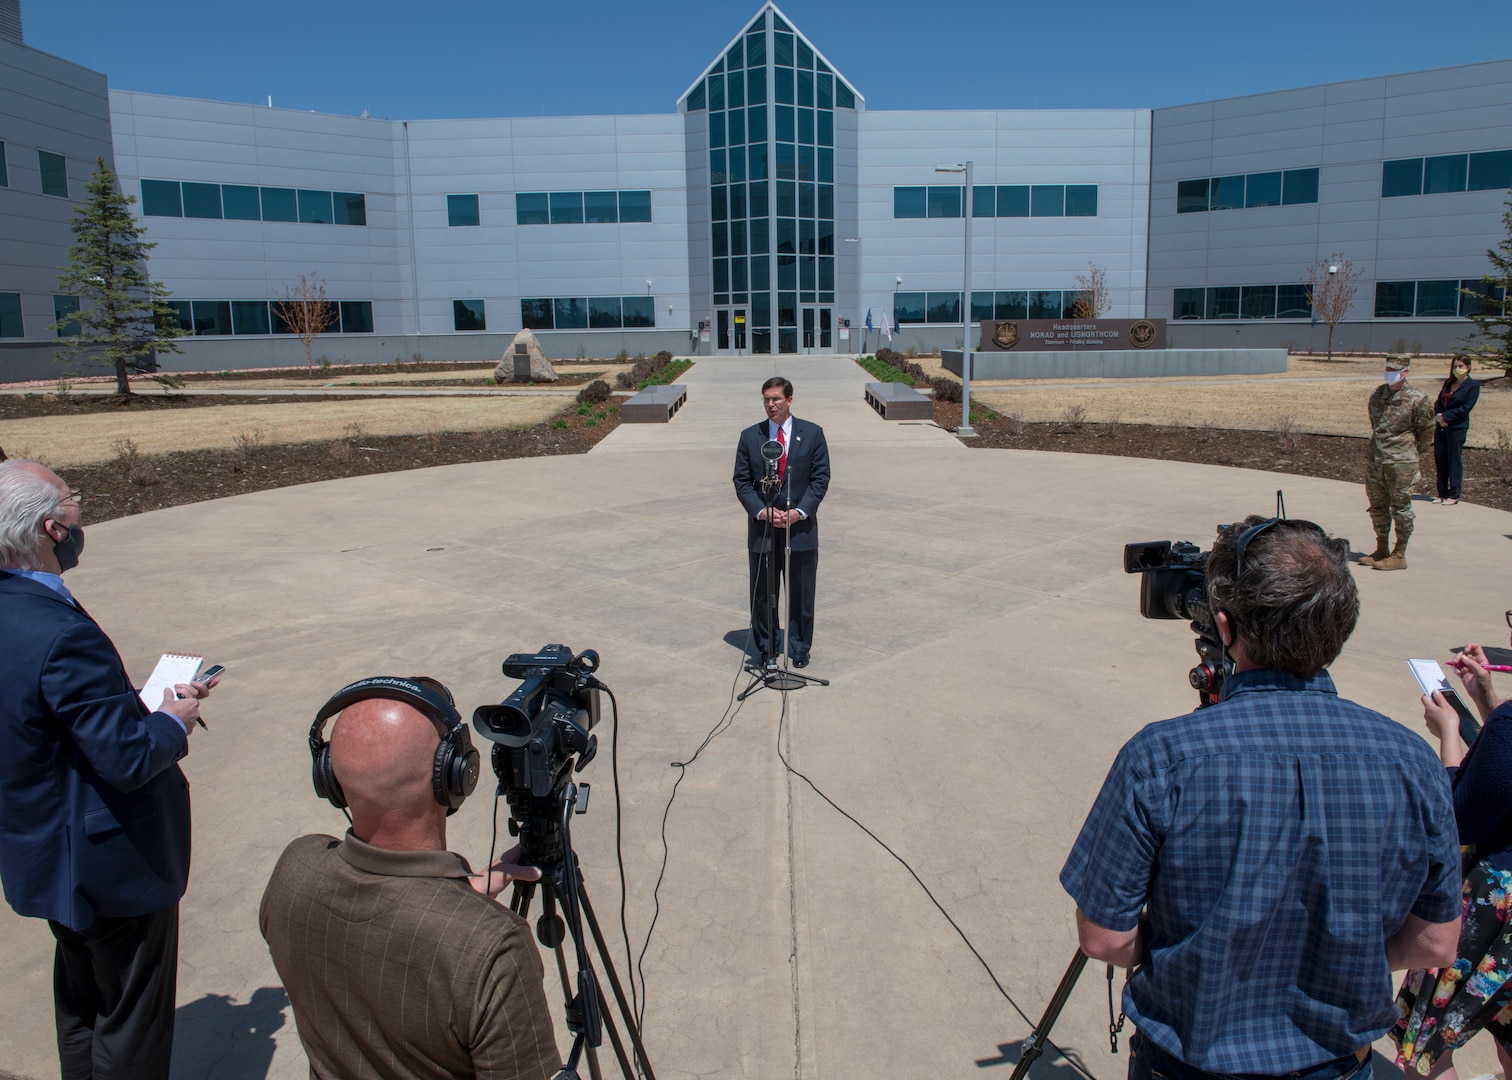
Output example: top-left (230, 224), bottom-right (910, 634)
top-left (1123, 539), bottom-right (1228, 706)
top-left (472, 644), bottom-right (603, 869)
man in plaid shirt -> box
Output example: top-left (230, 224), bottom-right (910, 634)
top-left (1062, 516), bottom-right (1462, 1079)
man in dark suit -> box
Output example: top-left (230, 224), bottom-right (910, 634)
top-left (733, 377), bottom-right (831, 669)
top-left (0, 459), bottom-right (215, 1079)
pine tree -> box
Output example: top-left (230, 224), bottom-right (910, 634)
top-left (1461, 192), bottom-right (1512, 374)
top-left (54, 157), bottom-right (187, 396)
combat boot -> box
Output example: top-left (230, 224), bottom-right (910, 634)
top-left (1372, 538), bottom-right (1409, 571)
top-left (1358, 533), bottom-right (1391, 567)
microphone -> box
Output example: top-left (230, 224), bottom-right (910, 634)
top-left (759, 439), bottom-right (782, 487)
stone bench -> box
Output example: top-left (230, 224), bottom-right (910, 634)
top-left (621, 383), bottom-right (687, 423)
top-left (864, 381), bottom-right (932, 421)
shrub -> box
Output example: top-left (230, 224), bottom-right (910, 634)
top-left (615, 371), bottom-right (637, 389)
top-left (930, 376), bottom-right (962, 403)
top-left (875, 347), bottom-right (904, 367)
top-left (655, 350), bottom-right (673, 365)
top-left (577, 379), bottom-right (612, 404)
top-left (1061, 403), bottom-right (1089, 431)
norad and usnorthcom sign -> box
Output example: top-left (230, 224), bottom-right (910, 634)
top-left (977, 318), bottom-right (1167, 352)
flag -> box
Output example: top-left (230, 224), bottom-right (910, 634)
top-left (864, 308), bottom-right (873, 332)
top-left (880, 310), bottom-right (893, 341)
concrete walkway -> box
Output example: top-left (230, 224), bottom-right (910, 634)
top-left (1, 356), bottom-right (1507, 1079)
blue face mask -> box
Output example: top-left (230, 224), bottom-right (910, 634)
top-left (53, 524), bottom-right (85, 572)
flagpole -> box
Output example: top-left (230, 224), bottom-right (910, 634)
top-left (936, 161), bottom-right (976, 437)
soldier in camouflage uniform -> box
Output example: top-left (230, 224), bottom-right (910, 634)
top-left (1360, 356), bottom-right (1435, 571)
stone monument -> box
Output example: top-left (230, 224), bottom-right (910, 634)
top-left (492, 328), bottom-right (559, 383)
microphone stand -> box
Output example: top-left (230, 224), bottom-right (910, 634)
top-left (740, 440), bottom-right (829, 700)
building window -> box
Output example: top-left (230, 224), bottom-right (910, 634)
top-left (619, 190), bottom-right (652, 223)
top-left (1175, 284), bottom-right (1311, 320)
top-left (998, 185), bottom-right (1030, 217)
top-left (1176, 179), bottom-right (1209, 214)
top-left (1030, 290), bottom-right (1066, 319)
top-left (39, 151), bottom-right (67, 198)
top-left (260, 187), bottom-right (298, 222)
top-left (588, 296), bottom-right (621, 328)
top-left (0, 292), bottom-right (22, 337)
top-left (1282, 168), bottom-right (1319, 205)
top-left (553, 298), bottom-right (588, 329)
top-left (549, 192), bottom-right (584, 225)
top-left (223, 184), bottom-right (260, 220)
top-left (1424, 154), bottom-right (1468, 195)
top-left (453, 299), bottom-right (486, 331)
top-left (515, 190), bottom-right (650, 224)
top-left (894, 187), bottom-right (926, 218)
top-left (1374, 282), bottom-right (1416, 318)
top-left (181, 182), bottom-right (222, 219)
top-left (1173, 288), bottom-right (1206, 319)
top-left (623, 296), bottom-right (656, 327)
top-left (339, 301), bottom-right (373, 333)
top-left (1382, 159), bottom-right (1424, 198)
top-left (1277, 284), bottom-right (1312, 319)
top-left (1029, 185), bottom-right (1063, 217)
top-left (1178, 168), bottom-right (1318, 212)
top-left (230, 301), bottom-right (269, 335)
top-left (1470, 150), bottom-right (1512, 192)
top-left (297, 190), bottom-right (333, 224)
top-left (448, 194), bottom-right (480, 227)
top-left (334, 192), bottom-right (366, 226)
top-left (1416, 280), bottom-right (1460, 317)
top-left (1206, 287), bottom-right (1239, 320)
top-left (993, 291), bottom-right (1028, 319)
top-left (893, 292), bottom-right (926, 323)
top-left (521, 299), bottom-right (554, 329)
top-left (516, 193), bottom-right (549, 225)
top-left (141, 179), bottom-right (183, 217)
top-left (1209, 175), bottom-right (1244, 211)
top-left (53, 295), bottom-right (80, 336)
top-left (192, 300), bottom-right (231, 335)
top-left (583, 191), bottom-right (617, 224)
top-left (927, 186), bottom-right (961, 219)
top-left (1461, 280), bottom-right (1506, 318)
top-left (1245, 172), bottom-right (1281, 208)
top-left (972, 185), bottom-right (995, 217)
top-left (0, 141), bottom-right (7, 187)
top-left (1064, 185), bottom-right (1098, 217)
top-left (1241, 285), bottom-right (1277, 319)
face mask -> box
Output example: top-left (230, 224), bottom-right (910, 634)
top-left (53, 524), bottom-right (85, 572)
top-left (1384, 371), bottom-right (1404, 386)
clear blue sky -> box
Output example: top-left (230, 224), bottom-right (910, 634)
top-left (23, 1), bottom-right (1510, 121)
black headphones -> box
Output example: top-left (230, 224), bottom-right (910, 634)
top-left (309, 675), bottom-right (480, 816)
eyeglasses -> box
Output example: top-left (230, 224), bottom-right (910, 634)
top-left (1227, 516), bottom-right (1330, 578)
top-left (67, 488), bottom-right (83, 505)
top-left (1505, 609), bottom-right (1512, 630)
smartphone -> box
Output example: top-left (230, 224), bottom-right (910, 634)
top-left (1407, 659), bottom-right (1481, 745)
top-left (198, 664), bottom-right (225, 682)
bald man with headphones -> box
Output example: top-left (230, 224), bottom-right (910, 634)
top-left (260, 676), bottom-right (561, 1080)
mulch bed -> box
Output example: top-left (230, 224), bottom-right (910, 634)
top-left (52, 410), bottom-right (620, 522)
top-left (936, 403), bottom-right (1512, 514)
top-left (0, 393), bottom-right (388, 420)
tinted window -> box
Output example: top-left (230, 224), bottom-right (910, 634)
top-left (1240, 285), bottom-right (1276, 319)
top-left (554, 297), bottom-right (587, 329)
top-left (1424, 154), bottom-right (1468, 194)
top-left (192, 300), bottom-right (231, 335)
top-left (1374, 281), bottom-right (1415, 317)
top-left (549, 192), bottom-right (583, 225)
top-left (141, 179), bottom-right (182, 217)
top-left (686, 81), bottom-right (706, 111)
top-left (0, 292), bottom-right (22, 338)
top-left (583, 191), bottom-right (617, 224)
top-left (521, 299), bottom-right (553, 329)
top-left (588, 296), bottom-right (621, 328)
top-left (298, 189), bottom-right (333, 224)
top-left (1277, 284), bottom-right (1312, 318)
top-left (1030, 185), bottom-right (1064, 217)
top-left (261, 187), bottom-right (297, 222)
top-left (835, 82), bottom-right (855, 109)
top-left (928, 186), bottom-right (961, 218)
top-left (774, 31), bottom-right (793, 65)
top-left (339, 301), bottom-right (373, 333)
top-left (1064, 185), bottom-right (1097, 217)
top-left (453, 299), bottom-right (486, 331)
top-left (222, 184), bottom-right (260, 220)
top-left (39, 151), bottom-right (67, 197)
top-left (181, 182), bottom-right (221, 219)
top-left (1245, 172), bottom-right (1281, 208)
top-left (997, 186), bottom-right (1029, 217)
top-left (894, 292), bottom-right (926, 323)
top-left (1416, 279), bottom-right (1459, 316)
top-left (448, 194), bottom-right (480, 227)
top-left (745, 29), bottom-right (766, 65)
top-left (1460, 280), bottom-right (1505, 318)
top-left (991, 292), bottom-right (1026, 319)
top-left (1029, 291), bottom-right (1062, 319)
top-left (1469, 150), bottom-right (1512, 192)
top-left (516, 192), bottom-right (549, 225)
top-left (1173, 288), bottom-right (1205, 319)
top-left (747, 68), bottom-right (766, 105)
top-left (709, 72), bottom-right (725, 111)
top-left (776, 142), bottom-right (795, 180)
top-left (1206, 287), bottom-right (1239, 319)
top-left (1210, 175), bottom-right (1244, 211)
top-left (53, 295), bottom-right (81, 336)
top-left (0, 142), bottom-right (7, 188)
top-left (1282, 168), bottom-right (1319, 205)
top-left (1382, 159), bottom-right (1423, 198)
top-left (166, 301), bottom-right (192, 332)
top-left (894, 187), bottom-right (926, 218)
top-left (334, 192), bottom-right (366, 225)
top-left (1176, 179), bottom-right (1209, 214)
top-left (970, 291), bottom-right (994, 322)
top-left (617, 190), bottom-right (651, 224)
top-left (231, 301), bottom-right (269, 335)
top-left (622, 296), bottom-right (655, 328)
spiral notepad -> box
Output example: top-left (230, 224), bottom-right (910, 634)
top-left (139, 653), bottom-right (203, 711)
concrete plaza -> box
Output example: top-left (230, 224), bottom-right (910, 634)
top-left (1, 356), bottom-right (1506, 1079)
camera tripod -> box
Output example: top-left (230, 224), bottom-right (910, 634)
top-left (1008, 949), bottom-right (1127, 1079)
top-left (739, 440), bottom-right (828, 700)
top-left (509, 784), bottom-right (655, 1080)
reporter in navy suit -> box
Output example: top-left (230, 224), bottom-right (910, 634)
top-left (733, 377), bottom-right (831, 668)
top-left (0, 460), bottom-right (216, 1080)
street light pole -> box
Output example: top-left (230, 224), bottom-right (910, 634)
top-left (937, 161), bottom-right (976, 437)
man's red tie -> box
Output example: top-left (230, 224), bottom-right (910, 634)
top-left (777, 426), bottom-right (787, 480)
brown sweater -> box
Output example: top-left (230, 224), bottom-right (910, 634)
top-left (260, 832), bottom-right (560, 1080)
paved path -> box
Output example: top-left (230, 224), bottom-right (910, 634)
top-left (1, 356), bottom-right (1506, 1079)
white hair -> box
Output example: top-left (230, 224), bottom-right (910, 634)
top-left (0, 460), bottom-right (66, 569)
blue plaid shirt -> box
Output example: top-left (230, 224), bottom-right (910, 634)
top-left (1061, 668), bottom-right (1460, 1073)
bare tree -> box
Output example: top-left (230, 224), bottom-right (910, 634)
top-left (272, 273), bottom-right (337, 375)
top-left (1304, 255), bottom-right (1363, 362)
top-left (1070, 262), bottom-right (1109, 319)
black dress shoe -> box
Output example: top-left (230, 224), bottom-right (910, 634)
top-left (792, 653), bottom-right (809, 669)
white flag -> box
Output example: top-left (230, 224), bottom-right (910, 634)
top-left (880, 309), bottom-right (893, 341)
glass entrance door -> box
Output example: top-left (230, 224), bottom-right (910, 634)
top-left (797, 307), bottom-right (833, 353)
top-left (716, 308), bottom-right (749, 354)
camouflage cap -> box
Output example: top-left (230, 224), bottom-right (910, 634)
top-left (1385, 354), bottom-right (1411, 371)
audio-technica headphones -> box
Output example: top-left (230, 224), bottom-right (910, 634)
top-left (309, 675), bottom-right (480, 816)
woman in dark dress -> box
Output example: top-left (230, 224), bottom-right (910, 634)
top-left (1391, 633), bottom-right (1512, 1077)
top-left (1433, 355), bottom-right (1480, 505)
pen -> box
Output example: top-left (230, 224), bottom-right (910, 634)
top-left (1450, 660), bottom-right (1512, 673)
